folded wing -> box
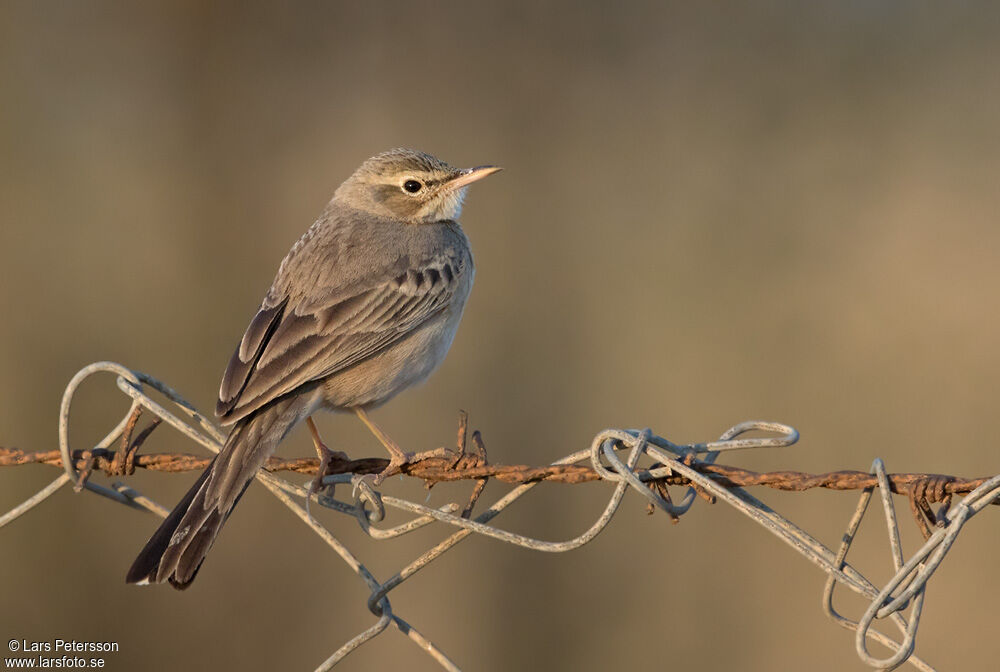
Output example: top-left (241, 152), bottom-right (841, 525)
top-left (216, 259), bottom-right (462, 423)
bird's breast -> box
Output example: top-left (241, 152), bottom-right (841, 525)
top-left (319, 301), bottom-right (470, 410)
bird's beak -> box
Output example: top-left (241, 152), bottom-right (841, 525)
top-left (446, 165), bottom-right (503, 190)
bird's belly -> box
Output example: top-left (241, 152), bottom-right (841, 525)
top-left (319, 307), bottom-right (465, 410)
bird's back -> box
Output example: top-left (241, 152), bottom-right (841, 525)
top-left (216, 204), bottom-right (474, 424)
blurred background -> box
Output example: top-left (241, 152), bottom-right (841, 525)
top-left (2, 2), bottom-right (999, 670)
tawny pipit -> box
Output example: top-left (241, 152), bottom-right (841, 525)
top-left (127, 149), bottom-right (500, 588)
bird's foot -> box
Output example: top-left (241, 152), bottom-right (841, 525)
top-left (310, 444), bottom-right (349, 497)
top-left (371, 447), bottom-right (454, 485)
top-left (354, 407), bottom-right (452, 485)
top-left (306, 416), bottom-right (347, 498)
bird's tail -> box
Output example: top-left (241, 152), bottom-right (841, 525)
top-left (126, 395), bottom-right (310, 589)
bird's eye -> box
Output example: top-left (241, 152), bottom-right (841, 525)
top-left (403, 179), bottom-right (423, 194)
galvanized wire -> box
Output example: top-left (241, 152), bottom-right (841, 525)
top-left (4, 361), bottom-right (999, 671)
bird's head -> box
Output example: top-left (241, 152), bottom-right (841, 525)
top-left (333, 148), bottom-right (501, 222)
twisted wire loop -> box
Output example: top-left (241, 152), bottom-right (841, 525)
top-left (3, 362), bottom-right (999, 670)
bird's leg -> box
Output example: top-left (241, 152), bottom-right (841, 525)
top-left (353, 408), bottom-right (451, 485)
top-left (306, 416), bottom-right (347, 497)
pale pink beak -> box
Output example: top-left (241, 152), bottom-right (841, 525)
top-left (446, 165), bottom-right (502, 190)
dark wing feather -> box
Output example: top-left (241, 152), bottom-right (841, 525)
top-left (216, 261), bottom-right (461, 424)
top-left (216, 299), bottom-right (287, 417)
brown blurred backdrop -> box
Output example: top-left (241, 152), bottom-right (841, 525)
top-left (2, 2), bottom-right (999, 670)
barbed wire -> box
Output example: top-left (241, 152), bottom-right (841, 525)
top-left (2, 361), bottom-right (998, 670)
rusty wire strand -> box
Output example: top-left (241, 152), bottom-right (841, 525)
top-left (2, 446), bottom-right (992, 508)
top-left (2, 361), bottom-right (998, 671)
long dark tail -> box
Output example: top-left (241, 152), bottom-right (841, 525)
top-left (126, 395), bottom-right (309, 589)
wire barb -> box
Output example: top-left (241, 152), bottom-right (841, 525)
top-left (3, 361), bottom-right (999, 671)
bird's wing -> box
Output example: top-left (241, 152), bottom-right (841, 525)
top-left (216, 257), bottom-right (464, 423)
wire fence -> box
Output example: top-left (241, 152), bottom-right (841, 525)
top-left (2, 361), bottom-right (999, 671)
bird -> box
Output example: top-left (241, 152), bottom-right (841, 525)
top-left (126, 148), bottom-right (500, 589)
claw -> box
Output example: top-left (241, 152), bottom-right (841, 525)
top-left (351, 473), bottom-right (375, 499)
top-left (351, 474), bottom-right (384, 523)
